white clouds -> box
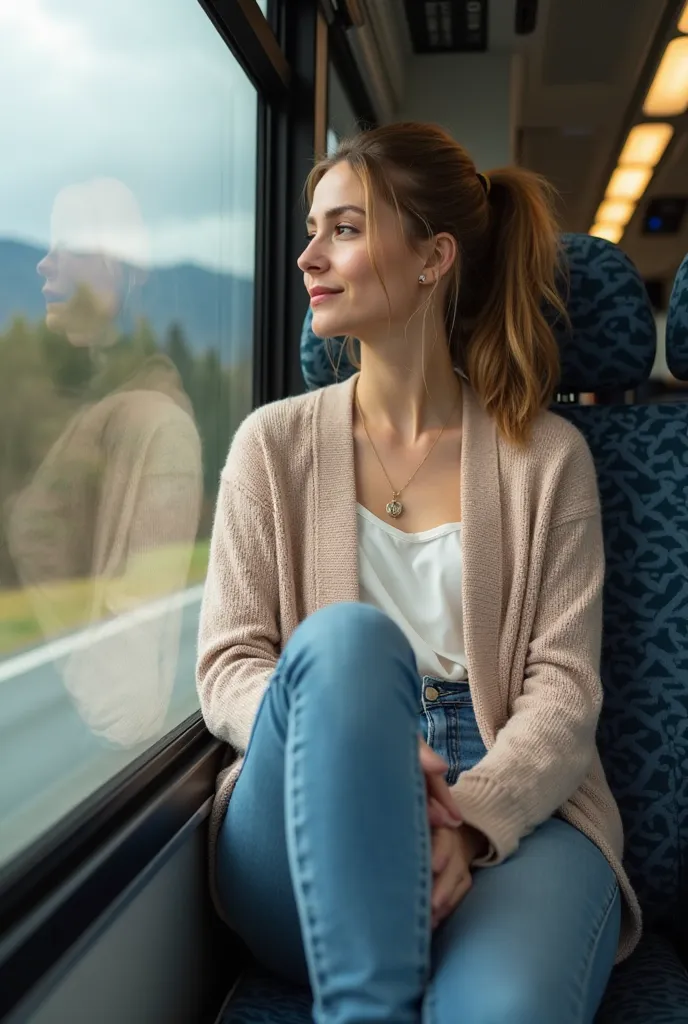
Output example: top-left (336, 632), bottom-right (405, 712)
top-left (0, 0), bottom-right (258, 274)
top-left (148, 211), bottom-right (256, 279)
top-left (0, 0), bottom-right (91, 67)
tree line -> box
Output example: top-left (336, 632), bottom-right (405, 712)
top-left (0, 314), bottom-right (251, 588)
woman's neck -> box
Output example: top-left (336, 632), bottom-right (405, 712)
top-left (355, 335), bottom-right (462, 443)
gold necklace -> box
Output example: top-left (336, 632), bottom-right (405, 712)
top-left (355, 389), bottom-right (459, 519)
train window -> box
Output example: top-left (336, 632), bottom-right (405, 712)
top-left (0, 0), bottom-right (257, 868)
top-left (328, 63), bottom-right (360, 148)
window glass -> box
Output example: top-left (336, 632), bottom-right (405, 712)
top-left (327, 128), bottom-right (339, 156)
top-left (0, 0), bottom-right (256, 866)
top-left (328, 63), bottom-right (360, 148)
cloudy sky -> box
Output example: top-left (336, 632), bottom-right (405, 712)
top-left (0, 0), bottom-right (261, 276)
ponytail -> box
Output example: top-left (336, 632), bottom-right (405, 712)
top-left (454, 167), bottom-right (564, 443)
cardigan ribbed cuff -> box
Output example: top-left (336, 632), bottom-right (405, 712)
top-left (450, 773), bottom-right (527, 866)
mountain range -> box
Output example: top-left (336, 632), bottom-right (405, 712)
top-left (0, 239), bottom-right (253, 362)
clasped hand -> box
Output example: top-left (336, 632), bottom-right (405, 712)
top-left (418, 737), bottom-right (485, 929)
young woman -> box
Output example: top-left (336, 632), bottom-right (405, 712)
top-left (197, 122), bottom-right (641, 1024)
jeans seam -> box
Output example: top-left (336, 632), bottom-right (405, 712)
top-left (287, 684), bottom-right (330, 1019)
top-left (572, 878), bottom-right (620, 1023)
top-left (415, 740), bottom-right (432, 994)
top-left (446, 708), bottom-right (460, 786)
top-left (423, 972), bottom-right (437, 1024)
top-left (422, 701), bottom-right (436, 748)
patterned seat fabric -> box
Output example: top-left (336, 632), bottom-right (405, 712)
top-left (558, 405), bottom-right (688, 929)
top-left (667, 253), bottom-right (688, 381)
top-left (299, 234), bottom-right (656, 393)
top-left (596, 932), bottom-right (688, 1023)
top-left (221, 968), bottom-right (311, 1024)
top-left (299, 313), bottom-right (353, 392)
top-left (221, 933), bottom-right (688, 1024)
top-left (553, 234), bottom-right (656, 391)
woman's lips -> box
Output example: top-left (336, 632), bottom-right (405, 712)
top-left (310, 291), bottom-right (342, 307)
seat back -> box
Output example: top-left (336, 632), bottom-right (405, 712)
top-left (554, 237), bottom-right (688, 933)
top-left (668, 253), bottom-right (688, 380)
top-left (299, 235), bottom-right (688, 932)
top-left (300, 312), bottom-right (353, 392)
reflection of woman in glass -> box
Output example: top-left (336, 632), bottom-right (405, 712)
top-left (38, 178), bottom-right (148, 349)
top-left (6, 178), bottom-right (202, 747)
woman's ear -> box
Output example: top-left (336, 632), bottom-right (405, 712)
top-left (421, 233), bottom-right (458, 284)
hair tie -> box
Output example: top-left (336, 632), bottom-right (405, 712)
top-left (477, 172), bottom-right (491, 196)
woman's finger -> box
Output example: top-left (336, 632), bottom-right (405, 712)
top-left (431, 828), bottom-right (453, 875)
top-left (418, 737), bottom-right (448, 775)
top-left (446, 872), bottom-right (473, 915)
top-left (427, 795), bottom-right (462, 829)
top-left (427, 773), bottom-right (463, 825)
top-left (427, 797), bottom-right (451, 828)
top-left (432, 868), bottom-right (472, 925)
top-left (431, 860), bottom-right (464, 913)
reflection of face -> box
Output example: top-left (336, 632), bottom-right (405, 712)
top-left (298, 161), bottom-right (422, 342)
top-left (37, 248), bottom-right (124, 347)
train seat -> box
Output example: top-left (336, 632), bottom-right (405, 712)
top-left (667, 252), bottom-right (688, 381)
top-left (553, 236), bottom-right (688, 1023)
top-left (219, 235), bottom-right (688, 1023)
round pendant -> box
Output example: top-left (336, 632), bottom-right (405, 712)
top-left (386, 499), bottom-right (403, 519)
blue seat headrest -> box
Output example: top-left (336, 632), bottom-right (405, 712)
top-left (667, 253), bottom-right (688, 381)
top-left (300, 232), bottom-right (656, 393)
top-left (555, 234), bottom-right (655, 392)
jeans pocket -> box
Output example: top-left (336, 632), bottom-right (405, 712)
top-left (420, 678), bottom-right (486, 783)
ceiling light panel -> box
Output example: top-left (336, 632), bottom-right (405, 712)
top-left (618, 123), bottom-right (674, 167)
top-left (606, 166), bottom-right (653, 201)
top-left (643, 36), bottom-right (688, 116)
top-left (595, 199), bottom-right (636, 226)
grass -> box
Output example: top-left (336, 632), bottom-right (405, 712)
top-left (0, 538), bottom-right (210, 658)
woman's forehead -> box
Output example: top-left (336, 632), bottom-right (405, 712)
top-left (310, 163), bottom-right (365, 215)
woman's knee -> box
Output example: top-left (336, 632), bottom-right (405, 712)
top-left (275, 604), bottom-right (421, 727)
top-left (285, 602), bottom-right (416, 682)
top-left (294, 600), bottom-right (401, 642)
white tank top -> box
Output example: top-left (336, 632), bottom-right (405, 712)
top-left (357, 504), bottom-right (468, 681)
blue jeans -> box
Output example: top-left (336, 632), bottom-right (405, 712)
top-left (217, 603), bottom-right (621, 1024)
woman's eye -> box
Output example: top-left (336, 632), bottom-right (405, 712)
top-left (304, 224), bottom-right (357, 242)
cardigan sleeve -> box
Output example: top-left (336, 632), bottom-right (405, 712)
top-left (451, 506), bottom-right (605, 865)
top-left (196, 466), bottom-right (280, 752)
top-left (62, 406), bottom-right (202, 746)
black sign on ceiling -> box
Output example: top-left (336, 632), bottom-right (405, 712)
top-left (404, 0), bottom-right (489, 54)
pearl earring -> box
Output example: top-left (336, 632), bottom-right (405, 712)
top-left (418, 274), bottom-right (426, 283)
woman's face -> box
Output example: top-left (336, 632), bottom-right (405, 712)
top-left (37, 248), bottom-right (123, 347)
top-left (298, 161), bottom-right (426, 341)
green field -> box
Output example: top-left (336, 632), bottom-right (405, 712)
top-left (0, 538), bottom-right (210, 658)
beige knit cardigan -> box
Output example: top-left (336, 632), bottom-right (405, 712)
top-left (196, 374), bottom-right (641, 961)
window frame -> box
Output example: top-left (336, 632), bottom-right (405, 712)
top-left (0, 717), bottom-right (223, 1019)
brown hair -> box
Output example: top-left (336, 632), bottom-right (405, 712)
top-left (305, 122), bottom-right (565, 444)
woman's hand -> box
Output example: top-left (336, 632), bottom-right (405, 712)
top-left (418, 737), bottom-right (463, 829)
top-left (430, 825), bottom-right (487, 930)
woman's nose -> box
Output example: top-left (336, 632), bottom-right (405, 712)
top-left (297, 237), bottom-right (328, 274)
top-left (37, 251), bottom-right (55, 278)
